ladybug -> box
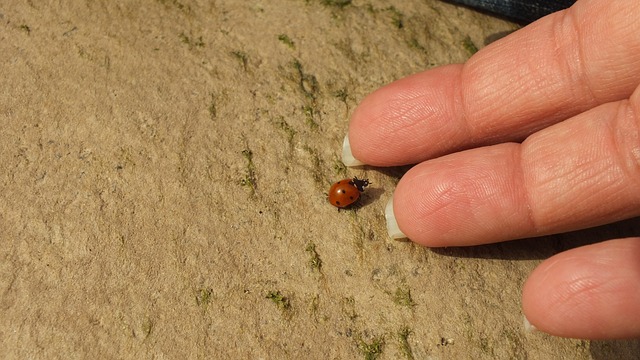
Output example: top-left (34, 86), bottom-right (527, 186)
top-left (328, 177), bottom-right (370, 208)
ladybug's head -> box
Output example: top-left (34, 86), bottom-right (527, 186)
top-left (351, 177), bottom-right (370, 192)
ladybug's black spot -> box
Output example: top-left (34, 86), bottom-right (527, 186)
top-left (335, 201), bottom-right (341, 205)
top-left (349, 196), bottom-right (354, 200)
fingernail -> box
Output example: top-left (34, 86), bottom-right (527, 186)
top-left (342, 135), bottom-right (365, 167)
top-left (523, 316), bottom-right (538, 333)
top-left (385, 195), bottom-right (407, 240)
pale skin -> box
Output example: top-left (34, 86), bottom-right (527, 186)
top-left (346, 0), bottom-right (640, 339)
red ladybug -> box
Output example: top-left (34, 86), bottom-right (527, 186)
top-left (328, 177), bottom-right (370, 208)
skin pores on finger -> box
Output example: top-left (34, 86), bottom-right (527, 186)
top-left (522, 238), bottom-right (640, 339)
top-left (393, 143), bottom-right (533, 247)
top-left (348, 65), bottom-right (466, 166)
top-left (521, 100), bottom-right (640, 234)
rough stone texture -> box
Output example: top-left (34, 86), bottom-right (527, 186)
top-left (1, 1), bottom-right (639, 359)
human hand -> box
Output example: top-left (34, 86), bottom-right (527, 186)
top-left (343, 0), bottom-right (640, 339)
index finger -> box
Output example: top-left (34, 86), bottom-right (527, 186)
top-left (346, 0), bottom-right (640, 166)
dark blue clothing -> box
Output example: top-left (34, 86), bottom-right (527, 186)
top-left (444, 0), bottom-right (576, 23)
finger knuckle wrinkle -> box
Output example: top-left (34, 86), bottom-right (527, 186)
top-left (609, 99), bottom-right (640, 202)
top-left (552, 9), bottom-right (596, 103)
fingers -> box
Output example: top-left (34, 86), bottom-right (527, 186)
top-left (347, 0), bottom-right (640, 166)
top-left (389, 85), bottom-right (640, 246)
top-left (522, 238), bottom-right (640, 339)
